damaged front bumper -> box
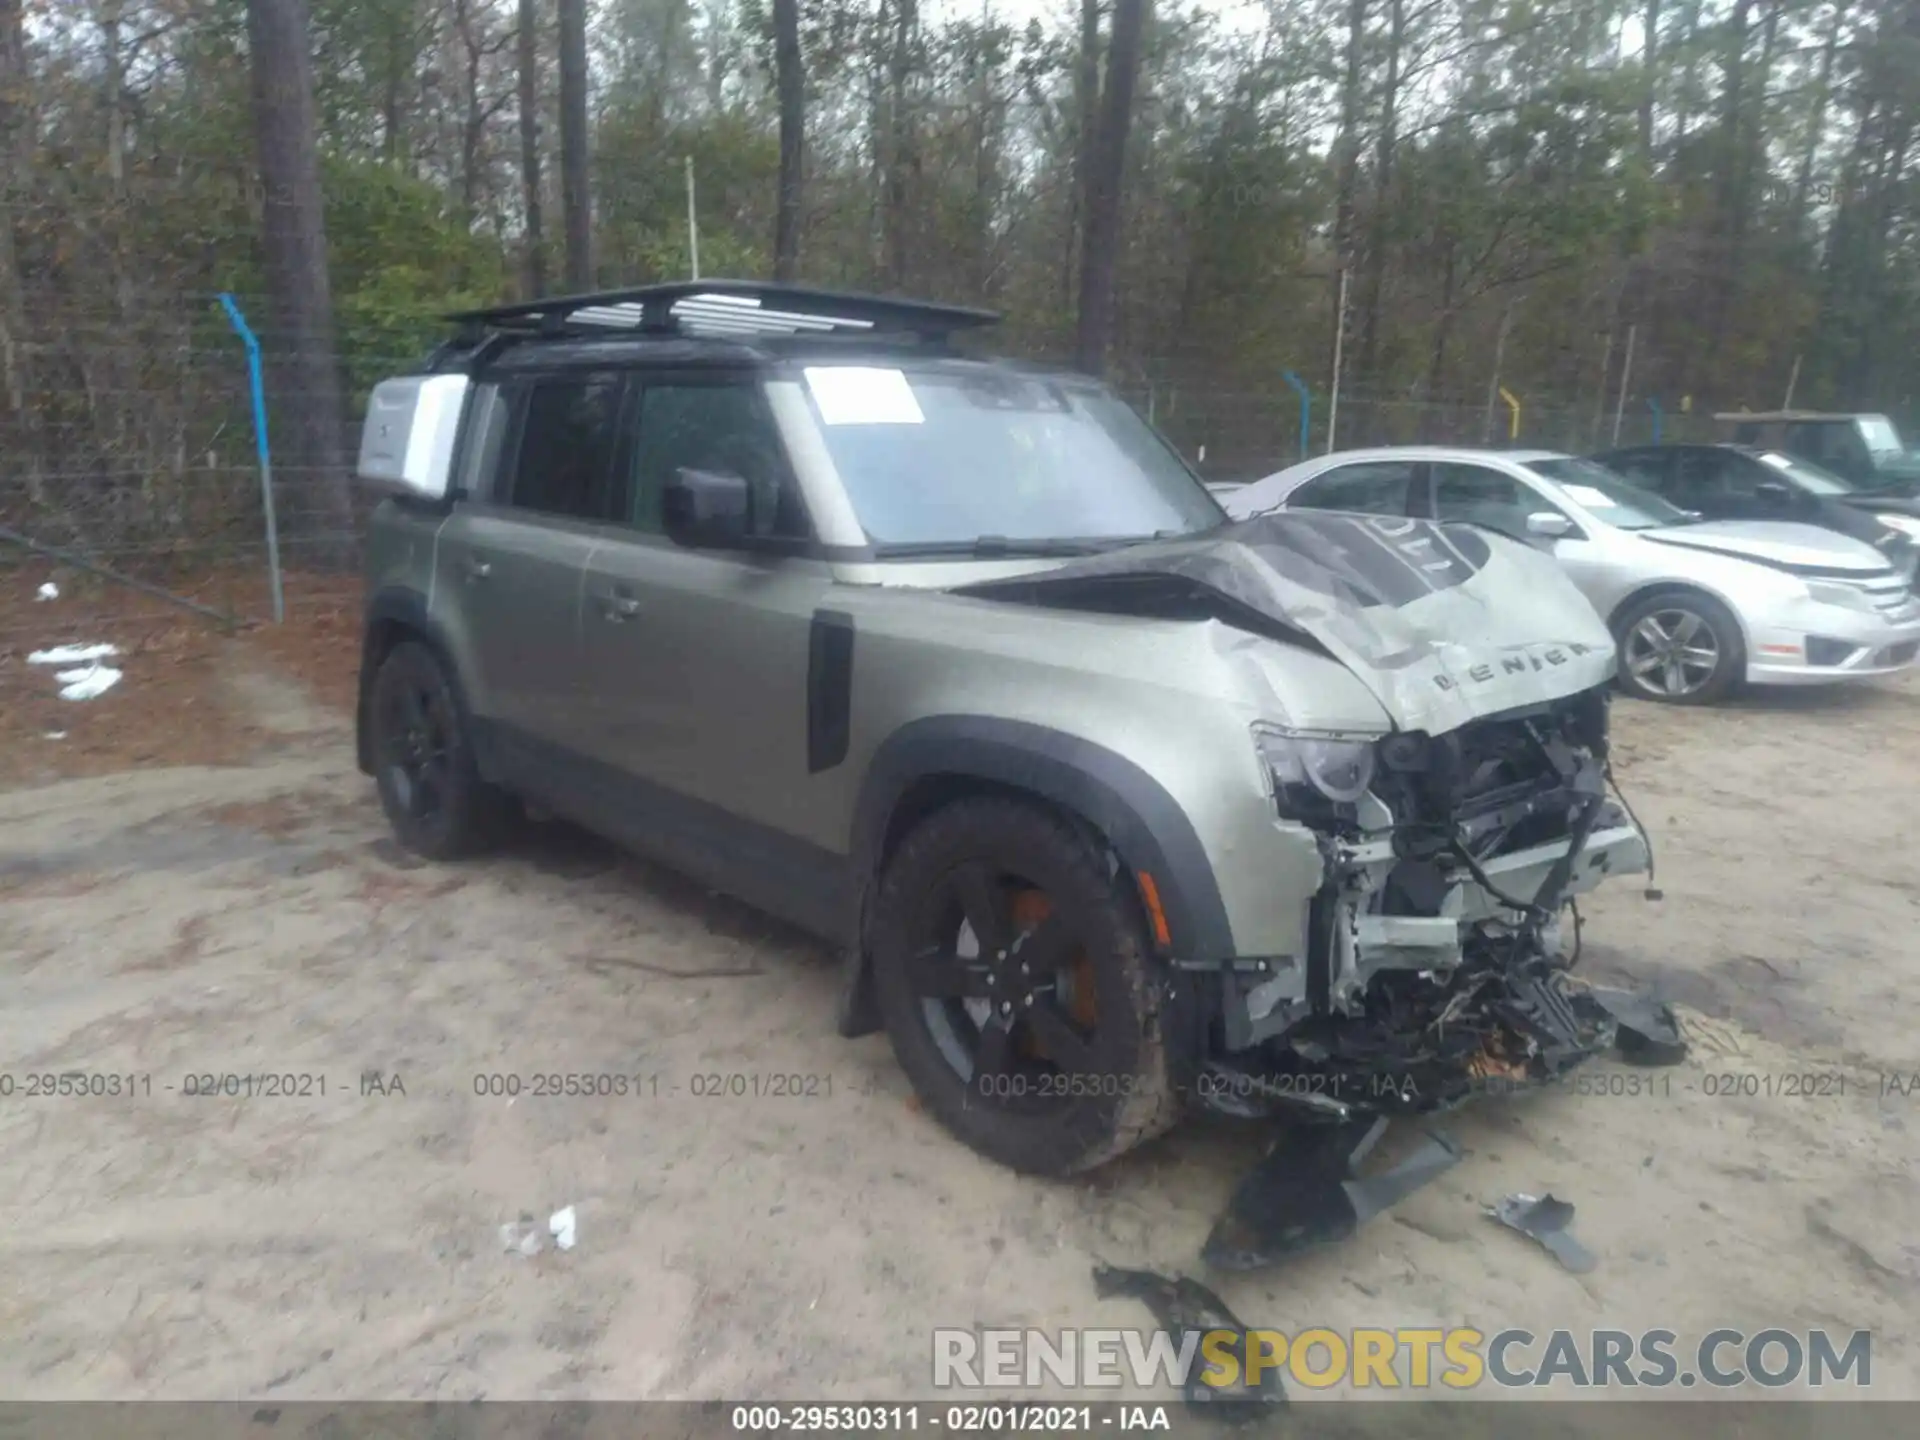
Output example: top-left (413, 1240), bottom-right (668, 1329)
top-left (1190, 689), bottom-right (1650, 1121)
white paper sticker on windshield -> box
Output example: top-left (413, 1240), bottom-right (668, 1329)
top-left (1561, 483), bottom-right (1614, 508)
top-left (804, 366), bottom-right (926, 426)
top-left (1759, 451), bottom-right (1795, 470)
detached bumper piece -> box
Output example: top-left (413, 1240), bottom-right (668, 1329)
top-left (1204, 1116), bottom-right (1460, 1272)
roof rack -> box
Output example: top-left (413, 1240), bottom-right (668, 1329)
top-left (445, 279), bottom-right (1000, 344)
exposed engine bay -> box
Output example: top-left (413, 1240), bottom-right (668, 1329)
top-left (1201, 684), bottom-right (1645, 1120)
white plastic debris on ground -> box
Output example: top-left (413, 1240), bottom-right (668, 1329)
top-left (36, 582), bottom-right (59, 601)
top-left (55, 664), bottom-right (122, 701)
top-left (28, 642), bottom-right (118, 665)
top-left (27, 643), bottom-right (123, 701)
top-left (549, 1205), bottom-right (578, 1251)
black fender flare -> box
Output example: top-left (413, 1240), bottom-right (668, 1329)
top-left (837, 715), bottom-right (1236, 1038)
top-left (356, 587), bottom-right (467, 776)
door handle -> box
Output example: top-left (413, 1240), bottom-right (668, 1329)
top-left (463, 556), bottom-right (492, 582)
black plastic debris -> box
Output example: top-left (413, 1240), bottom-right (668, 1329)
top-left (1203, 1117), bottom-right (1462, 1271)
top-left (1091, 1264), bottom-right (1285, 1422)
top-left (1487, 1192), bottom-right (1597, 1273)
top-left (1589, 987), bottom-right (1689, 1066)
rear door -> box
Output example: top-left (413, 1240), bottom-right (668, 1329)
top-left (571, 370), bottom-right (841, 923)
top-left (431, 369), bottom-right (624, 758)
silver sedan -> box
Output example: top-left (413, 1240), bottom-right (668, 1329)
top-left (1222, 446), bottom-right (1920, 704)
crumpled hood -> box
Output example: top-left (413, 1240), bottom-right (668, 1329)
top-left (1643, 519), bottom-right (1891, 573)
top-left (955, 512), bottom-right (1616, 735)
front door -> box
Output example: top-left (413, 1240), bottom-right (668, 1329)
top-left (573, 373), bottom-right (840, 927)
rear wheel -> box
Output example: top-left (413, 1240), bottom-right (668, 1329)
top-left (1614, 590), bottom-right (1745, 705)
top-left (870, 798), bottom-right (1178, 1175)
top-left (368, 640), bottom-right (510, 858)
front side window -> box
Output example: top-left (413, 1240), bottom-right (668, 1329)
top-left (503, 372), bottom-right (625, 521)
top-left (1289, 462), bottom-right (1417, 516)
top-left (1430, 463), bottom-right (1558, 540)
top-left (1526, 457), bottom-right (1691, 530)
top-left (629, 380), bottom-right (810, 539)
top-left (800, 364), bottom-right (1221, 549)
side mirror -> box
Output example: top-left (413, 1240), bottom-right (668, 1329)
top-left (1526, 511), bottom-right (1574, 539)
top-left (663, 467), bottom-right (752, 548)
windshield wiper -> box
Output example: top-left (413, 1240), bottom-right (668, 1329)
top-left (870, 536), bottom-right (1118, 559)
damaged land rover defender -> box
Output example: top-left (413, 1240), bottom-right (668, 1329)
top-left (354, 281), bottom-right (1651, 1177)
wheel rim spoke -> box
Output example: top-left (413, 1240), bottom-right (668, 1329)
top-left (1013, 913), bottom-right (1072, 977)
top-left (973, 1013), bottom-right (1016, 1082)
top-left (1632, 617), bottom-right (1671, 649)
top-left (950, 862), bottom-right (1010, 957)
top-left (1671, 612), bottom-right (1703, 644)
top-left (1024, 997), bottom-right (1097, 1075)
top-left (909, 944), bottom-right (989, 1000)
top-left (1662, 658), bottom-right (1687, 693)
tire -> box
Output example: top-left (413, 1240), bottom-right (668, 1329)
top-left (1613, 589), bottom-right (1745, 705)
top-left (367, 640), bottom-right (510, 859)
top-left (869, 797), bottom-right (1179, 1175)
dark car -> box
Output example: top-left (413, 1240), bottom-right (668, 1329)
top-left (1594, 443), bottom-right (1920, 585)
top-left (1712, 411), bottom-right (1920, 493)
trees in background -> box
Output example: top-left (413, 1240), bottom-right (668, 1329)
top-left (0, 0), bottom-right (1918, 527)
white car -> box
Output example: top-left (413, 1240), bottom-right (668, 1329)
top-left (1223, 446), bottom-right (1920, 704)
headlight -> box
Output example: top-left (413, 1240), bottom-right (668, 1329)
top-left (1805, 580), bottom-right (1879, 613)
top-left (1874, 513), bottom-right (1920, 539)
top-left (1252, 722), bottom-right (1379, 812)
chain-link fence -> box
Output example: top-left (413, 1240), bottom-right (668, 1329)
top-left (2, 295), bottom-right (1715, 654)
top-left (0, 293), bottom-right (417, 652)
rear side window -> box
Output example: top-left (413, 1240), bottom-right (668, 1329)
top-left (1289, 462), bottom-right (1417, 516)
top-left (502, 372), bottom-right (625, 520)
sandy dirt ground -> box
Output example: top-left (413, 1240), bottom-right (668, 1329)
top-left (2, 635), bottom-right (1917, 1408)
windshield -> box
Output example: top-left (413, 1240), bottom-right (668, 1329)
top-left (1859, 416), bottom-right (1905, 455)
top-left (1528, 457), bottom-right (1696, 530)
top-left (1755, 449), bottom-right (1856, 495)
top-left (799, 364), bottom-right (1224, 549)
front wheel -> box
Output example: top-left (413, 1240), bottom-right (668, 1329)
top-left (869, 798), bottom-right (1178, 1175)
top-left (1614, 590), bottom-right (1745, 705)
top-left (368, 640), bottom-right (510, 859)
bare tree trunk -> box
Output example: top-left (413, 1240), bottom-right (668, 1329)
top-left (1791, 1), bottom-right (1847, 234)
top-left (1067, 0), bottom-right (1101, 310)
top-left (557, 0), bottom-right (592, 290)
top-left (883, 0), bottom-right (920, 291)
top-left (1354, 0), bottom-right (1403, 431)
top-left (245, 0), bottom-right (355, 565)
top-left (1073, 0), bottom-right (1147, 375)
top-left (516, 0), bottom-right (547, 297)
top-left (773, 0), bottom-right (804, 281)
top-left (1328, 0), bottom-right (1368, 399)
top-left (0, 0), bottom-right (39, 505)
top-left (455, 0), bottom-right (483, 223)
top-left (1639, 0), bottom-right (1660, 160)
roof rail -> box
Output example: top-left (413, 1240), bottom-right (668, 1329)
top-left (445, 279), bottom-right (1000, 343)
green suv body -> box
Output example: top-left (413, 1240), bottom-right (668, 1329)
top-left (355, 282), bottom-right (1650, 1174)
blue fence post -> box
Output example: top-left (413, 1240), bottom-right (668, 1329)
top-left (1646, 396), bottom-right (1664, 445)
top-left (1281, 369), bottom-right (1312, 460)
top-left (218, 294), bottom-right (284, 624)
